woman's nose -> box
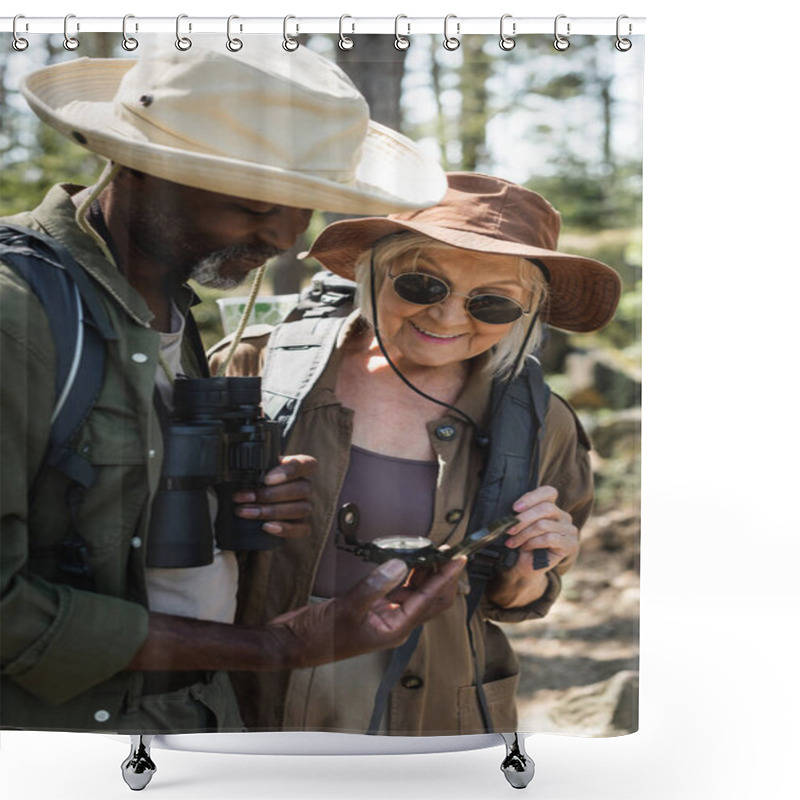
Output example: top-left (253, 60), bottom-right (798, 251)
top-left (429, 292), bottom-right (471, 324)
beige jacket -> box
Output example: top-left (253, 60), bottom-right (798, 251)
top-left (209, 315), bottom-right (592, 735)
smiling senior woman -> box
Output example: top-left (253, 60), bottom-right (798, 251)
top-left (210, 172), bottom-right (621, 735)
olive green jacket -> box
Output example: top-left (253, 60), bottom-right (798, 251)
top-left (209, 316), bottom-right (593, 735)
top-left (0, 185), bottom-right (208, 731)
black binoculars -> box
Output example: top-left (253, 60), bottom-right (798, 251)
top-left (146, 376), bottom-right (282, 568)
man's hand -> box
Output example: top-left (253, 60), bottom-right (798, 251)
top-left (128, 556), bottom-right (466, 673)
top-left (267, 556), bottom-right (467, 669)
top-left (232, 454), bottom-right (317, 539)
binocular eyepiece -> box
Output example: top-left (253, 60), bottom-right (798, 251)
top-left (146, 376), bottom-right (282, 568)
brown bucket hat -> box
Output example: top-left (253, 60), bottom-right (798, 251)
top-left (307, 172), bottom-right (622, 332)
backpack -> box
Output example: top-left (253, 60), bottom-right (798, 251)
top-left (259, 270), bottom-right (552, 733)
top-left (0, 224), bottom-right (117, 589)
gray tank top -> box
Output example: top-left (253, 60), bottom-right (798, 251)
top-left (312, 445), bottom-right (438, 598)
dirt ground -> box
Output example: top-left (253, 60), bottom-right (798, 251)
top-left (502, 504), bottom-right (640, 737)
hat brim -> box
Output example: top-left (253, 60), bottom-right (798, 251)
top-left (307, 217), bottom-right (622, 333)
top-left (21, 58), bottom-right (446, 216)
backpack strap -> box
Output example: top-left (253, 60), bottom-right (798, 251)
top-left (286, 270), bottom-right (357, 321)
top-left (1, 224), bottom-right (116, 588)
top-left (462, 356), bottom-right (551, 732)
top-left (261, 315), bottom-right (350, 437)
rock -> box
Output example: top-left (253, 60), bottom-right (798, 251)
top-left (563, 350), bottom-right (641, 411)
top-left (548, 670), bottom-right (639, 736)
top-left (585, 408), bottom-right (641, 459)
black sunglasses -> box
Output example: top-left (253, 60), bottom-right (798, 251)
top-left (387, 270), bottom-right (529, 325)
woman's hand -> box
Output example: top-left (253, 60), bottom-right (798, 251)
top-left (232, 454), bottom-right (317, 539)
top-left (485, 485), bottom-right (578, 608)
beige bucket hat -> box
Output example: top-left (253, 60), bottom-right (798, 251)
top-left (20, 42), bottom-right (446, 215)
top-left (308, 172), bottom-right (622, 332)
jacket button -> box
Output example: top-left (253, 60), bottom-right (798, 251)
top-left (435, 425), bottom-right (456, 441)
top-left (445, 509), bottom-right (464, 524)
top-left (131, 353), bottom-right (149, 364)
top-left (401, 675), bottom-right (423, 690)
top-left (94, 709), bottom-right (111, 723)
top-left (131, 537), bottom-right (143, 549)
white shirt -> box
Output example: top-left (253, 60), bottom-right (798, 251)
top-left (146, 303), bottom-right (238, 624)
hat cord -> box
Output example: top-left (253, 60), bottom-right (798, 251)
top-left (213, 263), bottom-right (268, 377)
top-left (74, 163), bottom-right (122, 266)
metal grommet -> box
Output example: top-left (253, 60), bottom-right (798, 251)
top-left (175, 13), bottom-right (192, 51)
top-left (226, 15), bottom-right (243, 52)
top-left (435, 424), bottom-right (457, 442)
top-left (12, 15), bottom-right (29, 51)
top-left (443, 14), bottom-right (460, 51)
top-left (499, 14), bottom-right (516, 51)
top-left (553, 14), bottom-right (570, 51)
top-left (394, 15), bottom-right (410, 51)
top-left (282, 15), bottom-right (299, 52)
top-left (338, 15), bottom-right (354, 51)
top-left (121, 14), bottom-right (138, 51)
top-left (615, 15), bottom-right (633, 52)
top-left (63, 14), bottom-right (80, 51)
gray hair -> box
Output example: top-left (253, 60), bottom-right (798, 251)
top-left (352, 232), bottom-right (548, 380)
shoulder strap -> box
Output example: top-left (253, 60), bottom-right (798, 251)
top-left (260, 271), bottom-right (355, 440)
top-left (453, 356), bottom-right (552, 733)
top-left (261, 315), bottom-right (349, 438)
top-left (286, 269), bottom-right (356, 321)
top-left (465, 357), bottom-right (551, 617)
top-left (1, 224), bottom-right (116, 487)
top-left (468, 356), bottom-right (550, 532)
top-left (1, 224), bottom-right (118, 589)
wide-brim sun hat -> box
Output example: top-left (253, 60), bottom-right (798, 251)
top-left (307, 172), bottom-right (622, 332)
top-left (20, 41), bottom-right (446, 215)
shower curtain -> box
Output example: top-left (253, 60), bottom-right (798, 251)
top-left (0, 19), bottom-right (642, 752)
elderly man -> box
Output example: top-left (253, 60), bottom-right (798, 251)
top-left (0, 40), bottom-right (459, 744)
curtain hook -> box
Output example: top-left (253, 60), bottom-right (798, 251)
top-left (553, 14), bottom-right (570, 51)
top-left (338, 15), bottom-right (354, 50)
top-left (499, 14), bottom-right (516, 51)
top-left (226, 15), bottom-right (243, 51)
top-left (282, 15), bottom-right (299, 51)
top-left (615, 15), bottom-right (633, 51)
top-left (63, 13), bottom-right (80, 51)
top-left (394, 15), bottom-right (410, 51)
top-left (12, 14), bottom-right (29, 51)
top-left (121, 14), bottom-right (139, 52)
top-left (443, 14), bottom-right (460, 51)
top-left (175, 14), bottom-right (192, 51)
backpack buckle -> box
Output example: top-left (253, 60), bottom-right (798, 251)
top-left (57, 530), bottom-right (95, 591)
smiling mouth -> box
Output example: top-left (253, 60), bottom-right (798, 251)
top-left (409, 321), bottom-right (465, 341)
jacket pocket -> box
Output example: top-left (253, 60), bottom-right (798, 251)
top-left (457, 672), bottom-right (519, 734)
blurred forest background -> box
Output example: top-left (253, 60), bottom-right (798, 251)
top-left (1, 33), bottom-right (641, 736)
